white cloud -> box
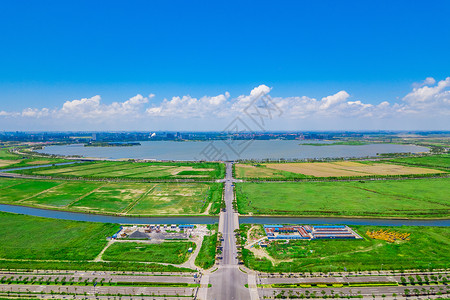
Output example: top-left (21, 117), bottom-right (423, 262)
top-left (21, 108), bottom-right (51, 118)
top-left (319, 91), bottom-right (350, 110)
top-left (0, 78), bottom-right (449, 130)
top-left (402, 77), bottom-right (450, 114)
top-left (146, 92), bottom-right (230, 118)
top-left (59, 94), bottom-right (151, 119)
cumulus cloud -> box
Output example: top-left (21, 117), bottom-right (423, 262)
top-left (0, 78), bottom-right (449, 130)
top-left (146, 92), bottom-right (230, 118)
top-left (59, 94), bottom-right (151, 119)
top-left (402, 77), bottom-right (450, 113)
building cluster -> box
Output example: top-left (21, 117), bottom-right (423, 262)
top-left (264, 225), bottom-right (362, 240)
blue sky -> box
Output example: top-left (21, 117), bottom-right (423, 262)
top-left (0, 1), bottom-right (449, 130)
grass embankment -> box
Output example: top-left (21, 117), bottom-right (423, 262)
top-left (0, 147), bottom-right (69, 169)
top-left (240, 225), bottom-right (450, 273)
top-left (103, 242), bottom-right (196, 264)
top-left (195, 224), bottom-right (218, 269)
top-left (236, 178), bottom-right (450, 219)
top-left (10, 160), bottom-right (225, 180)
top-left (0, 212), bottom-right (192, 272)
top-left (0, 177), bottom-right (222, 216)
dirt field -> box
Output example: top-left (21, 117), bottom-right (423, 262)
top-left (0, 160), bottom-right (22, 167)
top-left (264, 161), bottom-right (445, 177)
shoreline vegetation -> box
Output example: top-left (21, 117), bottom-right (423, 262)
top-left (301, 141), bottom-right (369, 146)
top-left (84, 142), bottom-right (141, 147)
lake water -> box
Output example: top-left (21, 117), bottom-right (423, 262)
top-left (0, 204), bottom-right (447, 226)
top-left (37, 140), bottom-right (429, 161)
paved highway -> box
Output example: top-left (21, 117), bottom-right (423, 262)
top-left (206, 162), bottom-right (252, 300)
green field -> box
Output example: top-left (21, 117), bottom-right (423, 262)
top-left (0, 178), bottom-right (221, 216)
top-left (241, 225), bottom-right (450, 273)
top-left (11, 160), bottom-right (225, 180)
top-left (195, 224), bottom-right (219, 269)
top-left (0, 212), bottom-right (192, 272)
top-left (103, 241), bottom-right (196, 264)
top-left (0, 211), bottom-right (119, 261)
top-left (0, 147), bottom-right (69, 169)
top-left (236, 178), bottom-right (450, 218)
top-left (388, 154), bottom-right (450, 169)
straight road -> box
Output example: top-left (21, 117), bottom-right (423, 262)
top-left (206, 162), bottom-right (251, 300)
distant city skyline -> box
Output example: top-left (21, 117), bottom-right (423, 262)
top-left (0, 1), bottom-right (449, 130)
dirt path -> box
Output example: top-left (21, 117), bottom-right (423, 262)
top-left (94, 239), bottom-right (115, 262)
top-left (202, 202), bottom-right (212, 215)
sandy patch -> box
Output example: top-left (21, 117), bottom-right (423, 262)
top-left (26, 160), bottom-right (52, 165)
top-left (171, 166), bottom-right (214, 175)
top-left (0, 160), bottom-right (22, 167)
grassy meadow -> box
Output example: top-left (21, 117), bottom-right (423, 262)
top-left (241, 224), bottom-right (450, 272)
top-left (103, 241), bottom-right (196, 264)
top-left (195, 224), bottom-right (219, 269)
top-left (0, 211), bottom-right (119, 261)
top-left (236, 178), bottom-right (450, 218)
top-left (388, 154), bottom-right (450, 170)
top-left (0, 211), bottom-right (193, 272)
top-left (0, 177), bottom-right (221, 216)
top-left (11, 160), bottom-right (225, 180)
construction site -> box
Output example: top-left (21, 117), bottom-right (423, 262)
top-left (263, 225), bottom-right (362, 240)
top-left (112, 224), bottom-right (201, 241)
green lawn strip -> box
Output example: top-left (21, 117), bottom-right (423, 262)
top-left (103, 241), bottom-right (196, 264)
top-left (207, 182), bottom-right (224, 214)
top-left (387, 154), bottom-right (450, 170)
top-left (0, 211), bottom-right (119, 261)
top-left (23, 161), bottom-right (110, 175)
top-left (235, 178), bottom-right (450, 218)
top-left (0, 260), bottom-right (193, 273)
top-left (240, 225), bottom-right (450, 273)
top-left (61, 162), bottom-right (139, 177)
top-left (0, 278), bottom-right (198, 287)
top-left (96, 165), bottom-right (174, 178)
top-left (195, 224), bottom-right (218, 269)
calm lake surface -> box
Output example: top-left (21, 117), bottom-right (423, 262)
top-left (1, 204), bottom-right (448, 226)
top-left (37, 140), bottom-right (429, 161)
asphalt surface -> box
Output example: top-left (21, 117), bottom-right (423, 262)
top-left (207, 162), bottom-right (251, 300)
